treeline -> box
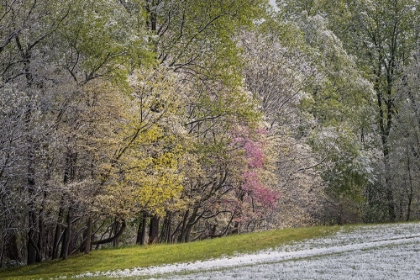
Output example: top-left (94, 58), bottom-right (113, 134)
top-left (1, 0), bottom-right (419, 268)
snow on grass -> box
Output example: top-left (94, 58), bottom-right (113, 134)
top-left (75, 223), bottom-right (420, 279)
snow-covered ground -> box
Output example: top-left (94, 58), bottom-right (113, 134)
top-left (77, 223), bottom-right (420, 279)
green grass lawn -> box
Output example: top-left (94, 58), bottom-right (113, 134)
top-left (0, 225), bottom-right (340, 280)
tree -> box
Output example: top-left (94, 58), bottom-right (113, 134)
top-left (171, 77), bottom-right (267, 242)
top-left (256, 9), bottom-right (374, 223)
top-left (321, 0), bottom-right (419, 221)
top-left (95, 66), bottom-right (187, 245)
top-left (0, 84), bottom-right (29, 266)
top-left (389, 45), bottom-right (420, 221)
top-left (340, 0), bottom-right (418, 221)
top-left (0, 0), bottom-right (153, 264)
top-left (138, 0), bottom-right (279, 242)
top-left (275, 0), bottom-right (419, 222)
top-left (238, 25), bottom-right (329, 226)
top-left (145, 0), bottom-right (269, 71)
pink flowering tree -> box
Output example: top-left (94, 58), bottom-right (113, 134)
top-left (230, 126), bottom-right (280, 231)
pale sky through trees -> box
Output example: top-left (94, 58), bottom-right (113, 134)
top-left (269, 0), bottom-right (279, 10)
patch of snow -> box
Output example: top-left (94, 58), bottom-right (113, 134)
top-left (74, 223), bottom-right (420, 279)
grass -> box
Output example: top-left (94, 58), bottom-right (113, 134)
top-left (0, 225), bottom-right (340, 280)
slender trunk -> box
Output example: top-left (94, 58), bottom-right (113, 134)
top-left (160, 211), bottom-right (172, 243)
top-left (136, 212), bottom-right (147, 245)
top-left (141, 215), bottom-right (148, 245)
top-left (178, 209), bottom-right (189, 243)
top-left (148, 216), bottom-right (159, 244)
top-left (61, 149), bottom-right (76, 259)
top-left (17, 34), bottom-right (40, 264)
top-left (36, 217), bottom-right (43, 262)
top-left (0, 234), bottom-right (3, 268)
top-left (61, 210), bottom-right (71, 260)
top-left (84, 217), bottom-right (92, 254)
top-left (184, 224), bottom-right (193, 243)
top-left (27, 174), bottom-right (38, 264)
top-left (383, 150), bottom-right (395, 221)
top-left (375, 57), bottom-right (395, 222)
top-left (385, 71), bottom-right (396, 222)
top-left (210, 224), bottom-right (217, 238)
top-left (136, 215), bottom-right (142, 244)
top-left (406, 156), bottom-right (413, 221)
top-left (112, 218), bottom-right (120, 247)
top-left (180, 208), bottom-right (198, 243)
top-left (52, 199), bottom-right (65, 260)
top-left (26, 117), bottom-right (38, 264)
top-left (36, 191), bottom-right (47, 262)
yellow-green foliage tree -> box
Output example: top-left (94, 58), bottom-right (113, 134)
top-left (97, 65), bottom-right (188, 223)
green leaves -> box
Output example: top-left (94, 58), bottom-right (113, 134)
top-left (275, 0), bottom-right (420, 222)
top-left (146, 0), bottom-right (268, 84)
top-left (53, 0), bottom-right (153, 85)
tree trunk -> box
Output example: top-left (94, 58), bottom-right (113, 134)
top-left (383, 147), bottom-right (396, 221)
top-left (27, 182), bottom-right (38, 264)
top-left (52, 200), bottom-right (65, 260)
top-left (112, 218), bottom-right (120, 247)
top-left (5, 233), bottom-right (21, 264)
top-left (179, 208), bottom-right (198, 243)
top-left (61, 210), bottom-right (71, 260)
top-left (136, 215), bottom-right (143, 245)
top-left (27, 132), bottom-right (38, 265)
top-left (375, 61), bottom-right (396, 222)
top-left (136, 212), bottom-right (148, 245)
top-left (406, 156), bottom-right (414, 221)
top-left (178, 209), bottom-right (189, 243)
top-left (18, 34), bottom-right (40, 265)
top-left (160, 211), bottom-right (172, 243)
top-left (61, 149), bottom-right (76, 260)
top-left (27, 216), bottom-right (37, 264)
top-left (36, 191), bottom-right (48, 262)
top-left (84, 217), bottom-right (92, 254)
top-left (148, 216), bottom-right (159, 244)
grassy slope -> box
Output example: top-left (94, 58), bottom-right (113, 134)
top-left (0, 226), bottom-right (340, 280)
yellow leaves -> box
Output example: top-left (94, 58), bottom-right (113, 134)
top-left (55, 63), bottom-right (190, 220)
top-left (133, 172), bottom-right (184, 216)
top-left (153, 153), bottom-right (177, 169)
top-left (93, 66), bottom-right (195, 219)
top-left (106, 150), bottom-right (185, 218)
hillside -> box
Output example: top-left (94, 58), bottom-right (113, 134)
top-left (2, 223), bottom-right (419, 279)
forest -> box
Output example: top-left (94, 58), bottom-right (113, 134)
top-left (0, 0), bottom-right (419, 267)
